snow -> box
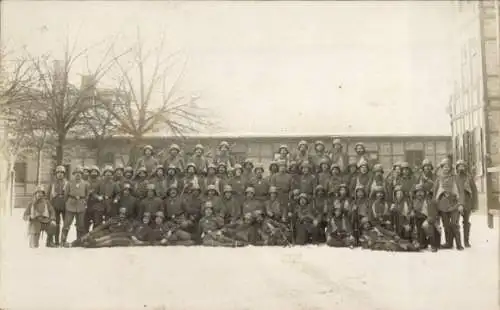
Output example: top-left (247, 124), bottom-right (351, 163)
top-left (1, 209), bottom-right (499, 310)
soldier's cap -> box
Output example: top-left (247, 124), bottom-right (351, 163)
top-left (217, 162), bottom-right (227, 168)
top-left (233, 163), bottom-right (243, 171)
top-left (115, 164), bottom-right (124, 171)
top-left (206, 184), bottom-right (219, 194)
top-left (355, 185), bottom-right (366, 194)
top-left (439, 158), bottom-right (451, 167)
top-left (186, 162), bottom-right (197, 170)
top-left (268, 161), bottom-right (279, 169)
top-left (169, 144), bottom-right (181, 152)
top-left (34, 185), bottom-right (46, 194)
top-left (373, 164), bottom-right (384, 173)
top-left (143, 145), bottom-right (154, 153)
top-left (124, 166), bottom-right (134, 172)
top-left (360, 217), bottom-right (370, 225)
top-left (314, 185), bottom-right (325, 193)
top-left (218, 141), bottom-right (230, 149)
top-left (207, 163), bottom-right (217, 170)
top-left (268, 186), bottom-right (278, 194)
top-left (455, 159), bottom-right (467, 168)
top-left (357, 159), bottom-right (369, 168)
top-left (421, 159), bottom-right (433, 168)
top-left (330, 163), bottom-right (340, 170)
top-left (72, 167), bottom-right (83, 175)
top-left (243, 158), bottom-right (254, 166)
top-left (155, 165), bottom-right (165, 172)
top-left (354, 142), bottom-right (365, 149)
top-left (393, 161), bottom-right (402, 168)
top-left (245, 186), bottom-right (255, 194)
top-left (413, 184), bottom-right (425, 193)
top-left (393, 185), bottom-right (404, 193)
top-left (253, 210), bottom-right (263, 217)
top-left (82, 166), bottom-right (90, 172)
top-left (319, 158), bottom-right (330, 165)
top-left (167, 164), bottom-right (178, 172)
top-left (401, 162), bottom-right (410, 169)
top-left (123, 183), bottom-right (132, 190)
top-left (298, 193), bottom-right (309, 201)
top-left (103, 165), bottom-right (114, 174)
top-left (147, 183), bottom-right (156, 191)
top-left (55, 165), bottom-right (66, 173)
top-left (155, 211), bottom-right (165, 218)
top-left (314, 140), bottom-right (325, 147)
top-left (223, 185), bottom-right (233, 193)
top-left (278, 144), bottom-right (289, 152)
top-left (204, 201), bottom-right (213, 208)
top-left (292, 189), bottom-right (301, 196)
top-left (332, 138), bottom-right (342, 145)
top-left (297, 140), bottom-right (308, 148)
top-left (253, 163), bottom-right (264, 172)
top-left (137, 166), bottom-right (147, 174)
top-left (90, 165), bottom-right (101, 174)
top-left (194, 144), bottom-right (204, 151)
top-left (301, 161), bottom-right (312, 169)
top-left (143, 212), bottom-right (151, 218)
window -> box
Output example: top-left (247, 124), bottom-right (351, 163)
top-left (14, 162), bottom-right (27, 183)
top-left (405, 150), bottom-right (424, 169)
top-left (103, 152), bottom-right (115, 165)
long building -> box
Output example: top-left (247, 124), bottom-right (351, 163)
top-left (448, 0), bottom-right (500, 225)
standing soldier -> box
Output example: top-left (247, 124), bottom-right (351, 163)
top-left (399, 162), bottom-right (416, 198)
top-left (150, 165), bottom-right (168, 199)
top-left (329, 138), bottom-right (348, 175)
top-left (190, 144), bottom-right (209, 176)
top-left (268, 161), bottom-right (279, 176)
top-left (163, 144), bottom-right (185, 175)
top-left (270, 160), bottom-right (293, 211)
top-left (165, 164), bottom-right (183, 191)
top-left (317, 159), bottom-right (331, 190)
top-left (248, 163), bottom-right (269, 202)
top-left (455, 160), bottom-right (478, 248)
top-left (291, 140), bottom-right (311, 167)
top-left (390, 185), bottom-right (413, 240)
top-left (416, 159), bottom-right (435, 199)
top-left (135, 145), bottom-right (159, 176)
top-left (432, 159), bottom-right (465, 250)
top-left (295, 193), bottom-right (319, 245)
top-left (62, 167), bottom-right (90, 247)
top-left (23, 185), bottom-right (57, 248)
top-left (368, 164), bottom-right (389, 200)
top-left (133, 167), bottom-right (150, 200)
top-left (327, 163), bottom-right (343, 196)
top-left (220, 185), bottom-right (241, 223)
top-left (369, 186), bottom-right (391, 229)
top-left (229, 164), bottom-right (246, 206)
top-left (213, 141), bottom-right (236, 169)
top-left (275, 144), bottom-right (291, 166)
top-left (82, 166), bottom-right (90, 182)
top-left (116, 183), bottom-right (139, 221)
top-left (354, 142), bottom-right (371, 169)
top-left (313, 185), bottom-right (328, 242)
top-left (412, 184), bottom-right (440, 252)
top-left (138, 184), bottom-right (163, 220)
top-left (242, 187), bottom-right (263, 216)
top-left (298, 162), bottom-right (317, 197)
top-left (349, 159), bottom-right (372, 197)
top-left (85, 165), bottom-right (101, 233)
top-left (242, 159), bottom-right (255, 185)
top-left (47, 165), bottom-right (68, 247)
top-left (97, 165), bottom-right (118, 220)
top-left (350, 185), bottom-right (370, 245)
top-left (311, 140), bottom-right (331, 174)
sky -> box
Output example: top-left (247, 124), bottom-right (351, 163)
top-left (1, 1), bottom-right (455, 136)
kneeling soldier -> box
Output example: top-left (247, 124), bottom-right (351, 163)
top-left (200, 201), bottom-right (243, 247)
top-left (326, 203), bottom-right (355, 248)
top-left (23, 186), bottom-right (57, 248)
top-left (413, 184), bottom-right (440, 252)
top-left (295, 193), bottom-right (320, 245)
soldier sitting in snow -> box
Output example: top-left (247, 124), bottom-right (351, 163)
top-left (23, 185), bottom-right (57, 248)
top-left (359, 217), bottom-right (419, 252)
top-left (200, 201), bottom-right (245, 247)
top-left (326, 203), bottom-right (355, 248)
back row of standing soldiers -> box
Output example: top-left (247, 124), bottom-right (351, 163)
top-left (31, 139), bottom-right (477, 251)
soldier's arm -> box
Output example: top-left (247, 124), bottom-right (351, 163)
top-left (47, 201), bottom-right (56, 221)
top-left (23, 202), bottom-right (32, 219)
top-left (63, 182), bottom-right (70, 202)
top-left (470, 175), bottom-right (479, 210)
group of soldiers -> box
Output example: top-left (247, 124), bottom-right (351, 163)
top-left (24, 138), bottom-right (478, 252)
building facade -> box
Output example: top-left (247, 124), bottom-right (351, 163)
top-left (448, 0), bottom-right (500, 219)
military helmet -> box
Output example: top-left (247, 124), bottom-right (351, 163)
top-left (167, 164), bottom-right (178, 173)
top-left (314, 184), bottom-right (325, 194)
top-left (217, 162), bottom-right (227, 168)
top-left (413, 184), bottom-right (425, 193)
top-left (137, 166), bottom-right (147, 174)
top-left (354, 185), bottom-right (367, 195)
top-left (291, 188), bottom-right (301, 197)
top-left (147, 183), bottom-right (156, 191)
top-left (90, 165), bottom-right (101, 174)
top-left (207, 163), bottom-right (217, 171)
top-left (298, 193), bottom-right (309, 202)
top-left (155, 164), bottom-right (165, 172)
top-left (393, 185), bottom-right (404, 194)
top-left (439, 158), bottom-right (451, 168)
top-left (319, 158), bottom-right (330, 165)
top-left (245, 186), bottom-right (255, 194)
top-left (73, 166), bottom-right (83, 175)
top-left (124, 166), bottom-right (134, 173)
top-left (278, 144), bottom-right (289, 153)
top-left (254, 163), bottom-right (264, 172)
top-left (301, 161), bottom-right (312, 169)
top-left (115, 164), bottom-right (124, 172)
top-left (204, 201), bottom-right (213, 209)
top-left (143, 145), bottom-right (154, 153)
top-left (268, 186), bottom-right (278, 194)
top-left (218, 141), bottom-right (230, 149)
top-left (331, 163), bottom-right (341, 171)
top-left (82, 165), bottom-right (90, 172)
top-left (269, 160), bottom-right (279, 170)
top-left (55, 165), bottom-right (66, 174)
top-left (122, 183), bottom-right (132, 191)
top-left (143, 212), bottom-right (151, 219)
top-left (206, 184), bottom-right (218, 194)
top-left (393, 161), bottom-right (402, 168)
top-left (332, 138), bottom-right (342, 146)
top-left (357, 159), bottom-right (369, 168)
top-left (223, 185), bottom-right (233, 193)
top-left (455, 159), bottom-right (467, 169)
top-left (372, 186), bottom-right (386, 195)
top-left (169, 144), bottom-right (181, 152)
top-left (155, 211), bottom-right (165, 218)
top-left (314, 140), bottom-right (325, 147)
top-left (34, 185), bottom-right (46, 194)
top-left (360, 217), bottom-right (370, 225)
top-left (186, 162), bottom-right (197, 171)
top-left (297, 140), bottom-right (308, 148)
top-left (401, 162), bottom-right (410, 169)
top-left (421, 159), bottom-right (433, 168)
top-left (103, 165), bottom-right (114, 175)
top-left (233, 163), bottom-right (243, 171)
top-left (194, 144), bottom-right (204, 151)
top-left (354, 142), bottom-right (365, 149)
top-left (373, 164), bottom-right (384, 173)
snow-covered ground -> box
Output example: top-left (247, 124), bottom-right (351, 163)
top-left (1, 209), bottom-right (499, 310)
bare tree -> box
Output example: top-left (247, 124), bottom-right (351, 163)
top-left (106, 29), bottom-right (213, 165)
top-left (19, 37), bottom-right (130, 165)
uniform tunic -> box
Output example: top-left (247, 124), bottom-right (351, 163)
top-left (135, 156), bottom-right (159, 175)
top-left (163, 155), bottom-right (185, 173)
top-left (248, 176), bottom-right (270, 201)
top-left (65, 180), bottom-right (90, 213)
top-left (138, 197), bottom-right (163, 217)
top-left (330, 151), bottom-right (349, 174)
top-left (48, 179), bottom-right (68, 211)
top-left (298, 174), bottom-right (317, 196)
top-left (190, 155), bottom-right (209, 175)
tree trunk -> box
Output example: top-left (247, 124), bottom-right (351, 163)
top-left (128, 136), bottom-right (144, 167)
top-left (35, 149), bottom-right (42, 185)
top-left (56, 133), bottom-right (66, 165)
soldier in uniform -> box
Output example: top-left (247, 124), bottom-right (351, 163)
top-left (133, 167), bottom-right (150, 199)
top-left (123, 166), bottom-right (134, 184)
top-left (329, 184), bottom-right (351, 220)
top-left (85, 165), bottom-right (101, 233)
top-left (329, 138), bottom-right (348, 175)
top-left (199, 201), bottom-right (244, 247)
top-left (163, 144), bottom-right (185, 175)
top-left (269, 160), bottom-right (292, 211)
top-left (165, 164), bottom-right (183, 191)
top-left (23, 185), bottom-right (57, 248)
top-left (369, 186), bottom-right (391, 229)
top-left (313, 185), bottom-right (328, 242)
top-left (257, 211), bottom-right (291, 246)
top-left (317, 159), bottom-right (331, 190)
top-left (264, 186), bottom-right (284, 222)
top-left (298, 162), bottom-right (317, 197)
top-left (229, 163), bottom-right (246, 206)
top-left (288, 161), bottom-right (301, 192)
top-left (190, 144), bottom-right (209, 176)
top-left (291, 140), bottom-right (311, 167)
top-left (399, 162), bottom-right (416, 199)
top-left (218, 185), bottom-right (239, 223)
top-left (242, 159), bottom-right (255, 185)
top-left (213, 141), bottom-right (235, 169)
top-left (350, 185), bottom-right (370, 245)
top-left (275, 144), bottom-right (290, 167)
top-left (325, 203), bottom-right (355, 248)
top-left (62, 167), bottom-right (90, 247)
top-left (82, 166), bottom-right (90, 182)
top-left (295, 193), bottom-right (319, 245)
top-left (182, 184), bottom-right (204, 243)
top-left (138, 184), bottom-right (163, 220)
top-left (432, 159), bottom-right (465, 250)
top-left (390, 185), bottom-right (414, 240)
top-left (116, 183), bottom-right (138, 220)
top-left (349, 159), bottom-right (371, 197)
top-left (216, 162), bottom-right (229, 184)
top-left (113, 164), bottom-right (125, 184)
top-left (344, 159), bottom-right (359, 189)
top-left (203, 184), bottom-right (222, 212)
top-left (268, 160), bottom-right (279, 176)
top-left (162, 186), bottom-right (195, 245)
top-left (311, 140), bottom-right (331, 174)
top-left (80, 207), bottom-right (136, 248)
top-left (416, 159), bottom-right (435, 199)
top-left (242, 187), bottom-right (263, 216)
top-left (368, 164), bottom-right (390, 200)
top-left (455, 160), bottom-right (478, 248)
top-left (202, 163), bottom-right (221, 195)
top-left (358, 217), bottom-right (419, 252)
top-left (47, 165), bottom-right (68, 246)
top-left (248, 163), bottom-right (269, 202)
top-left (183, 162), bottom-right (202, 194)
top-left (413, 184), bottom-right (440, 252)
top-left (327, 163), bottom-right (343, 196)
top-left (354, 142), bottom-right (371, 168)
top-left (135, 145), bottom-right (159, 176)
top-left (150, 165), bottom-right (168, 199)
top-left (97, 165), bottom-right (119, 220)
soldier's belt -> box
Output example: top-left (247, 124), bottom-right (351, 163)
top-left (69, 195), bottom-right (85, 200)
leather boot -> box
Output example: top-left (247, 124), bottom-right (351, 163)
top-left (54, 225), bottom-right (60, 247)
top-left (30, 234), bottom-right (40, 248)
top-left (454, 229), bottom-right (464, 250)
top-left (441, 230), bottom-right (453, 249)
top-left (463, 223), bottom-right (471, 248)
top-left (61, 230), bottom-right (70, 248)
top-left (46, 235), bottom-right (56, 248)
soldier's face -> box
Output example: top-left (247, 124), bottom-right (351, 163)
top-left (299, 198), bottom-right (307, 205)
top-left (123, 189), bottom-right (130, 196)
top-left (169, 190), bottom-right (177, 197)
top-left (423, 165), bottom-right (432, 173)
top-left (144, 149), bottom-right (152, 156)
top-left (355, 146), bottom-right (365, 154)
top-left (416, 191), bottom-right (425, 199)
top-left (220, 146), bottom-right (229, 152)
top-left (74, 173), bottom-right (82, 180)
top-left (339, 188), bottom-right (347, 197)
top-left (375, 171), bottom-right (383, 177)
top-left (457, 165), bottom-right (465, 173)
top-left (270, 192), bottom-right (277, 200)
top-left (35, 191), bottom-right (44, 200)
top-left (208, 189), bottom-right (216, 196)
top-left (143, 217), bottom-right (150, 224)
top-left (104, 172), bottom-right (113, 178)
top-left (333, 144), bottom-right (342, 151)
top-left (394, 167), bottom-right (401, 174)
top-left (349, 166), bottom-right (357, 173)
top-left (246, 192), bottom-right (254, 198)
top-left (395, 191), bottom-right (404, 200)
top-left (205, 208), bottom-right (213, 216)
top-left (192, 190), bottom-right (201, 197)
top-left (402, 168), bottom-right (410, 176)
top-left (224, 191), bottom-right (232, 199)
top-left (56, 172), bottom-right (65, 179)
top-left (235, 169), bottom-right (242, 176)
top-left (195, 149), bottom-right (203, 156)
top-left (91, 171), bottom-right (99, 178)
top-left (167, 169), bottom-right (175, 176)
top-left (218, 167), bottom-right (226, 174)
top-left (279, 149), bottom-right (288, 156)
top-left (255, 169), bottom-right (263, 177)
top-left (170, 149), bottom-right (179, 156)
top-left (331, 167), bottom-right (339, 175)
top-left (279, 165), bottom-right (286, 173)
top-left (155, 217), bottom-right (163, 225)
top-left (125, 172), bottom-right (133, 178)
top-left (376, 192), bottom-right (384, 200)
top-left (356, 190), bottom-right (365, 199)
top-left (83, 171), bottom-right (90, 178)
top-left (156, 170), bottom-right (164, 177)
top-left (119, 209), bottom-right (127, 218)
top-left (302, 167), bottom-right (310, 174)
top-left (315, 144), bottom-right (324, 152)
top-left (139, 172), bottom-right (146, 178)
top-left (298, 145), bottom-right (306, 152)
top-left (317, 189), bottom-right (325, 197)
top-left (334, 208), bottom-right (342, 217)
top-left (115, 170), bottom-right (123, 177)
top-left (187, 167), bottom-right (195, 174)
top-left (360, 166), bottom-right (368, 174)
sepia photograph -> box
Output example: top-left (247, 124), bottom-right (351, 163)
top-left (0, 1), bottom-right (499, 309)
